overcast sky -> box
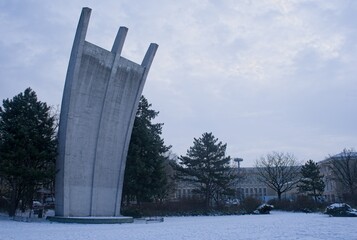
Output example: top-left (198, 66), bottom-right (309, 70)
top-left (1, 0), bottom-right (356, 167)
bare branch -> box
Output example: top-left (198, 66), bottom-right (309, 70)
top-left (255, 152), bottom-right (300, 200)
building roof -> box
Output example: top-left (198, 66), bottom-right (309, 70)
top-left (318, 151), bottom-right (357, 165)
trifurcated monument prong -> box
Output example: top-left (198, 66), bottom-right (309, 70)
top-left (55, 7), bottom-right (158, 219)
top-left (111, 27), bottom-right (128, 54)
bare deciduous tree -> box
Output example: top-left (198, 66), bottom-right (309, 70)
top-left (329, 148), bottom-right (357, 204)
top-left (255, 152), bottom-right (300, 200)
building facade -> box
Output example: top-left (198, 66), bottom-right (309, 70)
top-left (173, 152), bottom-right (357, 204)
top-left (173, 166), bottom-right (295, 203)
top-left (318, 151), bottom-right (357, 203)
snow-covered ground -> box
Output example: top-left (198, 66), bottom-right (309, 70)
top-left (1, 211), bottom-right (356, 240)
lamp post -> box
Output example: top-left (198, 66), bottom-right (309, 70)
top-left (234, 158), bottom-right (243, 170)
top-left (234, 158), bottom-right (243, 200)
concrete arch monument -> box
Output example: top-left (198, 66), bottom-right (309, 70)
top-left (55, 7), bottom-right (158, 218)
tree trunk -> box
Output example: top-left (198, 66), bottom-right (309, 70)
top-left (313, 189), bottom-right (318, 203)
top-left (9, 194), bottom-right (18, 217)
top-left (8, 184), bottom-right (20, 217)
top-left (277, 191), bottom-right (282, 201)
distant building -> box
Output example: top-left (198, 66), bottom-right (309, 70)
top-left (318, 159), bottom-right (339, 203)
top-left (174, 180), bottom-right (196, 200)
top-left (318, 151), bottom-right (357, 203)
top-left (173, 151), bottom-right (356, 204)
top-left (234, 167), bottom-right (277, 202)
top-left (173, 167), bottom-right (296, 203)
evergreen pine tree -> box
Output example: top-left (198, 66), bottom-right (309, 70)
top-left (0, 88), bottom-right (57, 216)
top-left (176, 132), bottom-right (234, 208)
top-left (122, 96), bottom-right (171, 206)
top-left (298, 160), bottom-right (325, 202)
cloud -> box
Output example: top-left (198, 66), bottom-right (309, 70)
top-left (1, 0), bottom-right (356, 166)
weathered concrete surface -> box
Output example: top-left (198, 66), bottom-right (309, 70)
top-left (56, 7), bottom-right (158, 217)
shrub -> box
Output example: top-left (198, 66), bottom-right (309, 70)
top-left (121, 197), bottom-right (245, 217)
top-left (240, 197), bottom-right (261, 214)
top-left (292, 195), bottom-right (316, 212)
top-left (0, 197), bottom-right (9, 212)
top-left (121, 207), bottom-right (143, 218)
top-left (268, 198), bottom-right (293, 211)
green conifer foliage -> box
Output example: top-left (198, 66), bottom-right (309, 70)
top-left (298, 160), bottom-right (325, 202)
top-left (176, 132), bottom-right (234, 208)
top-left (0, 88), bottom-right (57, 216)
top-left (122, 96), bottom-right (171, 206)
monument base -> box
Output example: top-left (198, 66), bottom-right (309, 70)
top-left (47, 216), bottom-right (133, 224)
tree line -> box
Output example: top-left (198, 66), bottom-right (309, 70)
top-left (0, 88), bottom-right (356, 216)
